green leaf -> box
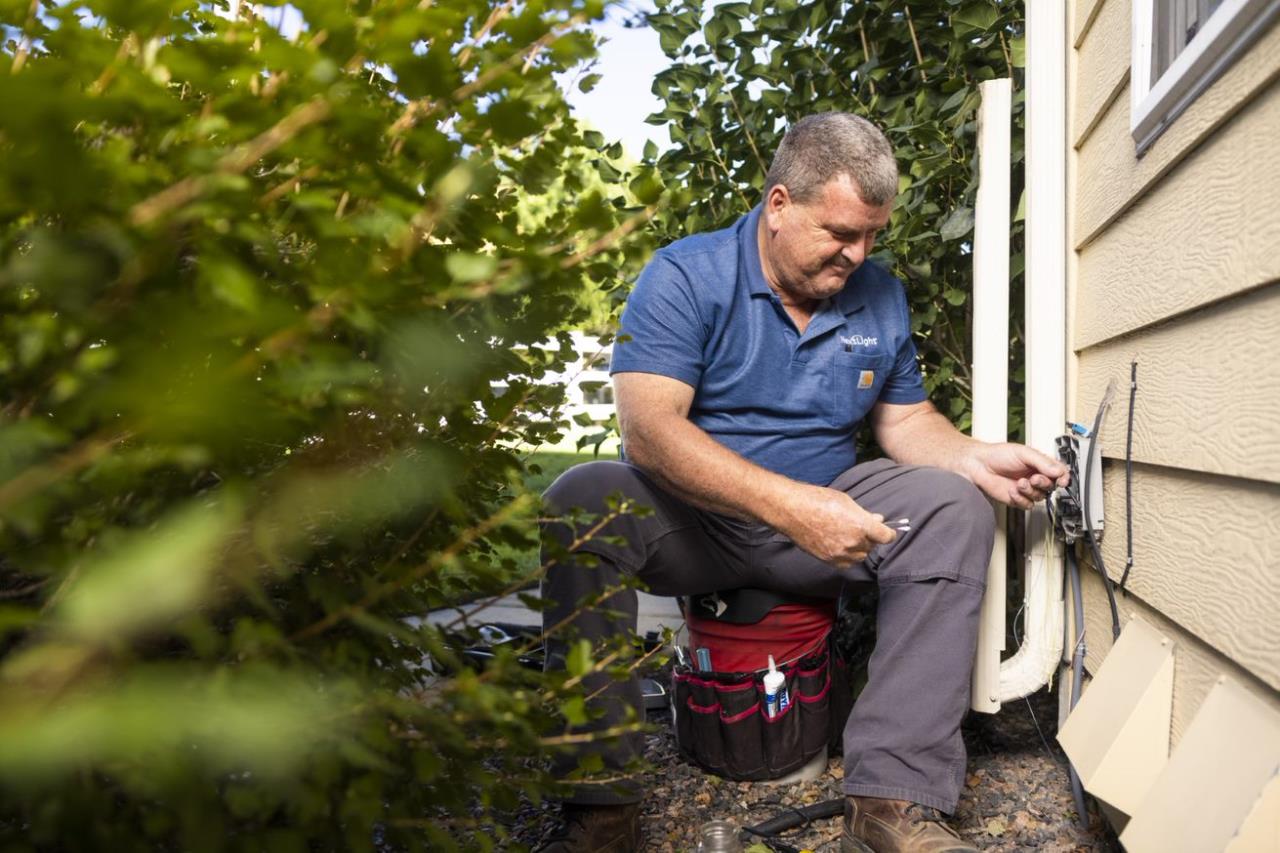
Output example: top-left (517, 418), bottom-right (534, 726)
top-left (445, 251), bottom-right (498, 283)
top-left (578, 73), bottom-right (602, 93)
top-left (200, 255), bottom-right (260, 312)
top-left (566, 639), bottom-right (593, 679)
top-left (939, 206), bottom-right (975, 241)
top-left (56, 499), bottom-right (241, 642)
top-left (1009, 35), bottom-right (1026, 68)
top-left (954, 3), bottom-right (999, 34)
top-left (629, 168), bottom-right (664, 205)
top-left (658, 26), bottom-right (686, 55)
top-left (561, 696), bottom-right (588, 726)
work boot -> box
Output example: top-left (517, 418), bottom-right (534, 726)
top-left (842, 796), bottom-right (978, 853)
top-left (536, 802), bottom-right (641, 852)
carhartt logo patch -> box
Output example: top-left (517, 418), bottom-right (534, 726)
top-left (858, 370), bottom-right (875, 389)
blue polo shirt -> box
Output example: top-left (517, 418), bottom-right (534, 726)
top-left (610, 206), bottom-right (927, 487)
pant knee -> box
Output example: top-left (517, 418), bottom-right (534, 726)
top-left (543, 460), bottom-right (645, 516)
top-left (884, 468), bottom-right (994, 589)
top-left (933, 469), bottom-right (994, 527)
top-left (542, 461), bottom-right (655, 575)
top-left (932, 470), bottom-right (994, 583)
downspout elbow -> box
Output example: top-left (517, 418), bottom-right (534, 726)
top-left (996, 513), bottom-right (1065, 702)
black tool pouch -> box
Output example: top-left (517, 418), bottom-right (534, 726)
top-left (671, 641), bottom-right (853, 782)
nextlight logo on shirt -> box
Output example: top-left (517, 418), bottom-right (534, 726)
top-left (840, 334), bottom-right (879, 348)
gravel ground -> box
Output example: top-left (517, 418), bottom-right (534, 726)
top-left (513, 685), bottom-right (1120, 851)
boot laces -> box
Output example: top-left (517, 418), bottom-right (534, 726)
top-left (905, 804), bottom-right (961, 838)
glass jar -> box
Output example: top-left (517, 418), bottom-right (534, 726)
top-left (696, 819), bottom-right (742, 852)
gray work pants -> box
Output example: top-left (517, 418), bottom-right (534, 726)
top-left (540, 458), bottom-right (994, 812)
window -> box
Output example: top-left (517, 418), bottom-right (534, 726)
top-left (1150, 0), bottom-right (1224, 78)
top-left (1130, 0), bottom-right (1280, 153)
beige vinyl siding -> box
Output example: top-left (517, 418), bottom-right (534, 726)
top-left (1074, 14), bottom-right (1280, 248)
top-left (1074, 91), bottom-right (1280, 349)
top-left (1076, 284), bottom-right (1280, 483)
top-left (1074, 0), bottom-right (1108, 47)
top-left (1079, 571), bottom-right (1280, 747)
top-left (1073, 0), bottom-right (1129, 147)
top-left (1093, 463), bottom-right (1280, 690)
top-left (1069, 0), bottom-right (1280, 728)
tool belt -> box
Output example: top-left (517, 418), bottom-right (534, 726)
top-left (672, 589), bottom-right (853, 781)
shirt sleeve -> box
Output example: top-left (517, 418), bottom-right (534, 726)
top-left (878, 279), bottom-right (928, 405)
top-left (609, 252), bottom-right (707, 389)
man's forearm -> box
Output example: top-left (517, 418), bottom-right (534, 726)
top-left (620, 415), bottom-right (806, 530)
top-left (876, 406), bottom-right (983, 480)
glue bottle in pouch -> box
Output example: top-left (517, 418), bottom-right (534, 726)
top-left (763, 655), bottom-right (789, 718)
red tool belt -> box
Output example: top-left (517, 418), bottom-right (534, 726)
top-left (673, 591), bottom-right (852, 781)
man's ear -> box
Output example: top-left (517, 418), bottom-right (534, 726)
top-left (762, 184), bottom-right (790, 231)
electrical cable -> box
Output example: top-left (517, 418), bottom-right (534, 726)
top-left (1066, 545), bottom-right (1091, 831)
top-left (1082, 391), bottom-right (1121, 641)
top-left (743, 798), bottom-right (843, 841)
top-left (1119, 361), bottom-right (1137, 594)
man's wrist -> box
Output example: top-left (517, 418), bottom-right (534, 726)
top-left (950, 441), bottom-right (997, 489)
top-left (755, 479), bottom-right (813, 534)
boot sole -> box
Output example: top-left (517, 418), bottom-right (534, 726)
top-left (841, 834), bottom-right (875, 853)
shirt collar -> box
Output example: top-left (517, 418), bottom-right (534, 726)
top-left (740, 205), bottom-right (774, 298)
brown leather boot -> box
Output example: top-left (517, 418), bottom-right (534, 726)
top-left (536, 802), bottom-right (642, 852)
top-left (842, 796), bottom-right (978, 853)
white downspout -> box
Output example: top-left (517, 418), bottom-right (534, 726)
top-left (970, 78), bottom-right (1012, 714)
top-left (995, 0), bottom-right (1068, 703)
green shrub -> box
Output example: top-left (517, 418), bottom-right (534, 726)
top-left (0, 1), bottom-right (656, 849)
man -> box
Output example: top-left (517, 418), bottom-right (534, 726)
top-left (538, 112), bottom-right (1067, 853)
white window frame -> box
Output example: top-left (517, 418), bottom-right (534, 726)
top-left (1130, 0), bottom-right (1280, 154)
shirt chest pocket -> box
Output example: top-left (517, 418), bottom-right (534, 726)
top-left (827, 351), bottom-right (892, 428)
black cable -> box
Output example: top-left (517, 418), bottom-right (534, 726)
top-left (1119, 361), bottom-right (1137, 594)
top-left (744, 798), bottom-right (843, 838)
top-left (1082, 396), bottom-right (1121, 641)
top-left (1066, 545), bottom-right (1091, 830)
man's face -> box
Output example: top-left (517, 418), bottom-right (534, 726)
top-left (761, 174), bottom-right (894, 302)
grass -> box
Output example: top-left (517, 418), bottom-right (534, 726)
top-left (522, 451), bottom-right (592, 496)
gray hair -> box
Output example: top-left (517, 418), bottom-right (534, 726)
top-left (763, 112), bottom-right (899, 206)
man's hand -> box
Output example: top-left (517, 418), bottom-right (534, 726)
top-left (778, 485), bottom-right (898, 569)
top-left (961, 443), bottom-right (1070, 510)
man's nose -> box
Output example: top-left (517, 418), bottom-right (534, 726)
top-left (840, 241), bottom-right (864, 266)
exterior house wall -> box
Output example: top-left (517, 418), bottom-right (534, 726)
top-left (1067, 0), bottom-right (1280, 744)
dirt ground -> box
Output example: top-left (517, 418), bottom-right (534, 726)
top-left (514, 685), bottom-right (1120, 851)
top-left (643, 686), bottom-right (1118, 852)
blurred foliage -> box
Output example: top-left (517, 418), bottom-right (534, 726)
top-left (489, 450), bottom-right (594, 579)
top-left (0, 0), bottom-right (663, 848)
top-left (642, 0), bottom-right (1027, 442)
